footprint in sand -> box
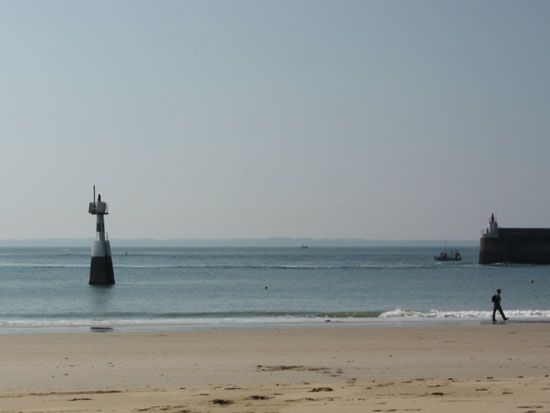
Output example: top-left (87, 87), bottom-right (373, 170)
top-left (211, 399), bottom-right (233, 405)
top-left (247, 395), bottom-right (271, 400)
top-left (135, 405), bottom-right (189, 412)
top-left (310, 387), bottom-right (333, 392)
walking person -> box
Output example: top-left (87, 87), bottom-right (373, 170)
top-left (492, 288), bottom-right (508, 324)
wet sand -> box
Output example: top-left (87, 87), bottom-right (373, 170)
top-left (1, 324), bottom-right (550, 412)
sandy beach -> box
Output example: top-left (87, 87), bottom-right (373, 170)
top-left (1, 324), bottom-right (550, 412)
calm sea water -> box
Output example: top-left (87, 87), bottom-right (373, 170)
top-left (0, 246), bottom-right (549, 332)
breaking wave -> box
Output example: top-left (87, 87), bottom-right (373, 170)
top-left (379, 308), bottom-right (550, 319)
top-left (2, 309), bottom-right (550, 331)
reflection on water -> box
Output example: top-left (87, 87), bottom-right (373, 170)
top-left (87, 284), bottom-right (115, 320)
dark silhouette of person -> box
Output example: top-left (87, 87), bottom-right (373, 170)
top-left (492, 288), bottom-right (508, 323)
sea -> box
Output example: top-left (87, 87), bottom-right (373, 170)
top-left (0, 246), bottom-right (549, 333)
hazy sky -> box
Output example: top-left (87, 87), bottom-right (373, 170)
top-left (0, 0), bottom-right (549, 240)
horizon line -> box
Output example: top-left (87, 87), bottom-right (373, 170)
top-left (0, 237), bottom-right (478, 241)
top-left (0, 237), bottom-right (478, 247)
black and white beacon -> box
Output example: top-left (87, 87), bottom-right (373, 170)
top-left (88, 186), bottom-right (115, 285)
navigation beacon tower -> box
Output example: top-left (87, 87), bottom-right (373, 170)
top-left (88, 186), bottom-right (115, 285)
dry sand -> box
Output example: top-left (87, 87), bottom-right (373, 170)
top-left (1, 324), bottom-right (550, 412)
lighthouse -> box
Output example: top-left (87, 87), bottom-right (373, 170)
top-left (88, 186), bottom-right (115, 285)
top-left (482, 213), bottom-right (499, 238)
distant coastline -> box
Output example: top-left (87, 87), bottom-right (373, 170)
top-left (0, 238), bottom-right (478, 248)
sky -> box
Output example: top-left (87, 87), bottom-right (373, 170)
top-left (0, 0), bottom-right (549, 240)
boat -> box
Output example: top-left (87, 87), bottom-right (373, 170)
top-left (434, 248), bottom-right (462, 261)
top-left (300, 244), bottom-right (309, 249)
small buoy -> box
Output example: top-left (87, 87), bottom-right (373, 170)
top-left (265, 286), bottom-right (268, 289)
top-left (529, 278), bottom-right (535, 283)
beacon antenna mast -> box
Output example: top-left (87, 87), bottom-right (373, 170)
top-left (88, 185), bottom-right (115, 285)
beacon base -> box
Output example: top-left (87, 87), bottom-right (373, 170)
top-left (89, 256), bottom-right (115, 285)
